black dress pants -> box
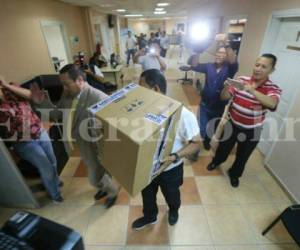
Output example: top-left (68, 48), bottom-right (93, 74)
top-left (212, 120), bottom-right (262, 178)
top-left (142, 163), bottom-right (184, 220)
top-left (160, 48), bottom-right (167, 57)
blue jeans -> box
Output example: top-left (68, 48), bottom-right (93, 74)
top-left (126, 49), bottom-right (136, 65)
top-left (199, 102), bottom-right (224, 142)
top-left (13, 129), bottom-right (61, 200)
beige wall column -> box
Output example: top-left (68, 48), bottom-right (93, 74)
top-left (115, 15), bottom-right (122, 55)
top-left (83, 7), bottom-right (96, 56)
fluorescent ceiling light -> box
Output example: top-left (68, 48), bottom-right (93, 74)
top-left (125, 14), bottom-right (143, 17)
top-left (99, 3), bottom-right (113, 7)
top-left (157, 2), bottom-right (170, 6)
top-left (154, 11), bottom-right (167, 15)
top-left (115, 9), bottom-right (126, 12)
top-left (155, 8), bottom-right (164, 11)
top-left (239, 18), bottom-right (247, 23)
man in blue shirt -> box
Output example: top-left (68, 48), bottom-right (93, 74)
top-left (189, 34), bottom-right (238, 150)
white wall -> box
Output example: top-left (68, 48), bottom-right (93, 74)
top-left (128, 18), bottom-right (187, 36)
top-left (89, 10), bottom-right (119, 60)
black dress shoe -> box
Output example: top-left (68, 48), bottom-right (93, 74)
top-left (227, 170), bottom-right (239, 187)
top-left (105, 195), bottom-right (118, 208)
top-left (168, 210), bottom-right (179, 226)
top-left (94, 190), bottom-right (108, 200)
top-left (132, 217), bottom-right (157, 230)
top-left (203, 140), bottom-right (211, 150)
top-left (207, 162), bottom-right (218, 171)
top-left (52, 196), bottom-right (64, 204)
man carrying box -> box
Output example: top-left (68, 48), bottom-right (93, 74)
top-left (132, 69), bottom-right (201, 230)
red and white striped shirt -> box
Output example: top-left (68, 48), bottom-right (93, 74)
top-left (228, 76), bottom-right (282, 129)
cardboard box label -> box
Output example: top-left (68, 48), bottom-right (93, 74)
top-left (144, 113), bottom-right (168, 125)
top-left (89, 83), bottom-right (138, 114)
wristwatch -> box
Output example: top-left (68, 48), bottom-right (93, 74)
top-left (170, 153), bottom-right (180, 163)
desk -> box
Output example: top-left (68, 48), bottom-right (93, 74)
top-left (101, 65), bottom-right (124, 89)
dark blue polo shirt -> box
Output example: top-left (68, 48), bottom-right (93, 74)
top-left (193, 62), bottom-right (238, 111)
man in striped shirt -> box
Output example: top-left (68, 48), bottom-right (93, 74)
top-left (207, 54), bottom-right (282, 187)
top-left (228, 76), bottom-right (281, 128)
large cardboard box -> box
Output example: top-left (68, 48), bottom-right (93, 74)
top-left (89, 83), bottom-right (183, 196)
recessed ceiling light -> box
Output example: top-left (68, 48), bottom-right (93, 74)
top-left (154, 11), bottom-right (166, 15)
top-left (157, 3), bottom-right (170, 7)
top-left (115, 9), bottom-right (126, 12)
top-left (155, 8), bottom-right (164, 11)
top-left (125, 14), bottom-right (143, 17)
top-left (99, 3), bottom-right (113, 7)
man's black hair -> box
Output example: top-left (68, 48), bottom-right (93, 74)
top-left (140, 69), bottom-right (167, 94)
top-left (261, 53), bottom-right (277, 69)
top-left (59, 63), bottom-right (86, 81)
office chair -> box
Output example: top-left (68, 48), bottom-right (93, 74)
top-left (262, 204), bottom-right (300, 246)
top-left (177, 65), bottom-right (193, 85)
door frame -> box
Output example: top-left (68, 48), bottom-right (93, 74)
top-left (221, 14), bottom-right (248, 60)
top-left (259, 8), bottom-right (300, 162)
top-left (260, 8), bottom-right (300, 53)
top-left (40, 20), bottom-right (72, 72)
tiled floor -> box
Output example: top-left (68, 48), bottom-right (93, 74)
top-left (0, 51), bottom-right (298, 250)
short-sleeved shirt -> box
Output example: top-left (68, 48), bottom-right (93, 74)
top-left (192, 62), bottom-right (238, 110)
top-left (160, 36), bottom-right (170, 50)
top-left (138, 54), bottom-right (166, 72)
top-left (92, 64), bottom-right (104, 78)
top-left (148, 38), bottom-right (160, 46)
top-left (164, 106), bottom-right (200, 172)
top-left (0, 87), bottom-right (41, 141)
top-left (126, 36), bottom-right (137, 50)
top-left (228, 76), bottom-right (282, 129)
